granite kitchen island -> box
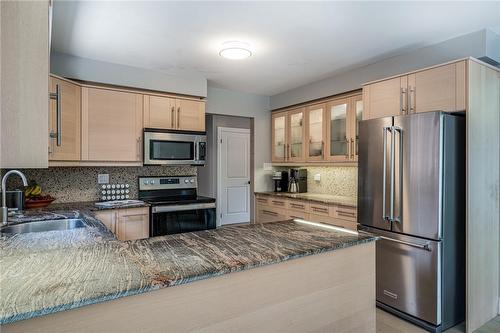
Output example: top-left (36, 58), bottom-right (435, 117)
top-left (1, 206), bottom-right (377, 333)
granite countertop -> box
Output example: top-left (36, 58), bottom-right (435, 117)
top-left (0, 207), bottom-right (375, 325)
top-left (255, 191), bottom-right (357, 207)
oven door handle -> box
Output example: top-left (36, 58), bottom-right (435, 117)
top-left (152, 202), bottom-right (216, 213)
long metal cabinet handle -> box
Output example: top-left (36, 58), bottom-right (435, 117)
top-left (379, 235), bottom-right (431, 251)
top-left (177, 107), bottom-right (181, 128)
top-left (345, 137), bottom-right (349, 159)
top-left (408, 87), bottom-right (414, 113)
top-left (382, 126), bottom-right (389, 221)
top-left (389, 126), bottom-right (396, 221)
top-left (400, 88), bottom-right (406, 114)
top-left (49, 84), bottom-right (62, 146)
top-left (171, 106), bottom-right (175, 128)
top-left (350, 138), bottom-right (354, 159)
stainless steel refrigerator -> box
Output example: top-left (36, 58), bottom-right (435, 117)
top-left (358, 111), bottom-right (465, 333)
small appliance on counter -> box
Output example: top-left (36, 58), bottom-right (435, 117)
top-left (272, 171), bottom-right (289, 192)
top-left (289, 169), bottom-right (307, 193)
top-left (138, 176), bottom-right (216, 236)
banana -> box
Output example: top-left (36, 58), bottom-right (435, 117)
top-left (31, 185), bottom-right (42, 196)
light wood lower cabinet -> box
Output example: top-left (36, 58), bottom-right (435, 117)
top-left (94, 207), bottom-right (149, 241)
top-left (255, 194), bottom-right (357, 231)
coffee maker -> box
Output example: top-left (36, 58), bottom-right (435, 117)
top-left (288, 169), bottom-right (307, 193)
top-left (272, 171), bottom-right (289, 192)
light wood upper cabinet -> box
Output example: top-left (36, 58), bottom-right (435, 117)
top-left (306, 103), bottom-right (326, 161)
top-left (287, 108), bottom-right (306, 163)
top-left (81, 87), bottom-right (143, 162)
top-left (271, 112), bottom-right (287, 162)
top-left (351, 95), bottom-right (363, 161)
top-left (49, 76), bottom-right (81, 161)
top-left (144, 95), bottom-right (205, 131)
top-left (363, 60), bottom-right (467, 120)
top-left (143, 95), bottom-right (176, 129)
top-left (176, 99), bottom-right (205, 131)
top-left (362, 76), bottom-right (407, 120)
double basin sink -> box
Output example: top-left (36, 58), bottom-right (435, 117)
top-left (0, 219), bottom-right (86, 234)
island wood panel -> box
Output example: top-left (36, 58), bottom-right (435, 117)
top-left (466, 60), bottom-right (500, 333)
top-left (2, 242), bottom-right (376, 333)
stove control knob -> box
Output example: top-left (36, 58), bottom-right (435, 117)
top-left (184, 179), bottom-right (189, 183)
top-left (150, 180), bottom-right (155, 185)
top-left (144, 180), bottom-right (149, 185)
top-left (190, 179), bottom-right (195, 183)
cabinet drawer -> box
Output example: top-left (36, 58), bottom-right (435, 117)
top-left (309, 203), bottom-right (331, 216)
top-left (255, 195), bottom-right (270, 206)
top-left (117, 207), bottom-right (149, 219)
top-left (309, 213), bottom-right (336, 225)
top-left (257, 207), bottom-right (287, 224)
top-left (287, 200), bottom-right (310, 212)
top-left (269, 198), bottom-right (288, 208)
top-left (333, 205), bottom-right (357, 222)
top-left (286, 211), bottom-right (309, 220)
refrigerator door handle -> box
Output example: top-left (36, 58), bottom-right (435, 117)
top-left (392, 126), bottom-right (403, 223)
top-left (378, 235), bottom-right (431, 251)
top-left (389, 125), bottom-right (396, 221)
top-left (382, 126), bottom-right (391, 221)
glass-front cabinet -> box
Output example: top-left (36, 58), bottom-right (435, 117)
top-left (271, 108), bottom-right (306, 163)
top-left (306, 103), bottom-right (326, 161)
top-left (271, 111), bottom-right (287, 162)
top-left (326, 95), bottom-right (362, 162)
top-left (271, 93), bottom-right (362, 164)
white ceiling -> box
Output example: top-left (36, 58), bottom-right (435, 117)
top-left (52, 1), bottom-right (500, 96)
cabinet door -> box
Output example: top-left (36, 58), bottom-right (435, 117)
top-left (176, 99), bottom-right (205, 131)
top-left (82, 88), bottom-right (143, 162)
top-left (363, 76), bottom-right (406, 119)
top-left (49, 77), bottom-right (81, 161)
top-left (349, 95), bottom-right (363, 161)
top-left (306, 103), bottom-right (326, 161)
top-left (409, 62), bottom-right (466, 113)
top-left (271, 112), bottom-right (287, 162)
top-left (116, 207), bottom-right (149, 241)
top-left (326, 98), bottom-right (350, 162)
top-left (94, 210), bottom-right (116, 234)
top-left (144, 95), bottom-right (175, 129)
top-left (257, 206), bottom-right (287, 223)
top-left (287, 108), bottom-right (306, 162)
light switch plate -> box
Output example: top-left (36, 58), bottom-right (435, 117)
top-left (314, 173), bottom-right (321, 182)
top-left (98, 174), bottom-right (109, 184)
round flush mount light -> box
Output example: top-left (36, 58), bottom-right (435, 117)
top-left (219, 41), bottom-right (252, 60)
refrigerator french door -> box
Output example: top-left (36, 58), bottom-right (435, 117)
top-left (358, 111), bottom-right (465, 333)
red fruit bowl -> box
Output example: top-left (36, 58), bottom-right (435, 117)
top-left (25, 197), bottom-right (56, 209)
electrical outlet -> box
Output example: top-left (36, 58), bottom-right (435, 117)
top-left (97, 174), bottom-right (109, 184)
top-left (314, 173), bottom-right (321, 182)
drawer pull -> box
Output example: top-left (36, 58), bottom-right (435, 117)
top-left (312, 207), bottom-right (328, 213)
top-left (272, 201), bottom-right (285, 206)
top-left (121, 213), bottom-right (148, 218)
top-left (337, 211), bottom-right (356, 216)
top-left (263, 210), bottom-right (278, 216)
top-left (290, 203), bottom-right (305, 209)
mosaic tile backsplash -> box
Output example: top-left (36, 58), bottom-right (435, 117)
top-left (2, 166), bottom-right (196, 203)
top-left (275, 166), bottom-right (357, 198)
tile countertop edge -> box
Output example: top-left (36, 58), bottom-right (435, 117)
top-left (0, 226), bottom-right (377, 325)
top-left (255, 191), bottom-right (357, 206)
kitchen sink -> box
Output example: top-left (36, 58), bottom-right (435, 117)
top-left (0, 219), bottom-right (86, 234)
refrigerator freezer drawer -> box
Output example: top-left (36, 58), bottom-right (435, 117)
top-left (362, 227), bottom-right (441, 325)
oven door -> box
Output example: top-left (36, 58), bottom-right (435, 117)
top-left (144, 131), bottom-right (206, 165)
top-left (151, 203), bottom-right (216, 236)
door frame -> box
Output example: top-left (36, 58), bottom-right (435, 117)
top-left (217, 127), bottom-right (252, 227)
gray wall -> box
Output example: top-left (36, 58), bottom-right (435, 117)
top-left (51, 51), bottom-right (207, 97)
top-left (270, 29), bottom-right (500, 109)
top-left (205, 86), bottom-right (272, 193)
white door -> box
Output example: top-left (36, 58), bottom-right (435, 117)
top-left (218, 127), bottom-right (251, 226)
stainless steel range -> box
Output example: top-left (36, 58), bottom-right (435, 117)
top-left (138, 176), bottom-right (216, 236)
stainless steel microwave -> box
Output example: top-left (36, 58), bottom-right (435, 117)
top-left (143, 129), bottom-right (206, 166)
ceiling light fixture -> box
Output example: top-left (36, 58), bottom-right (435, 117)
top-left (219, 41), bottom-right (252, 60)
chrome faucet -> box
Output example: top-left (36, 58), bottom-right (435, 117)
top-left (1, 170), bottom-right (28, 225)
